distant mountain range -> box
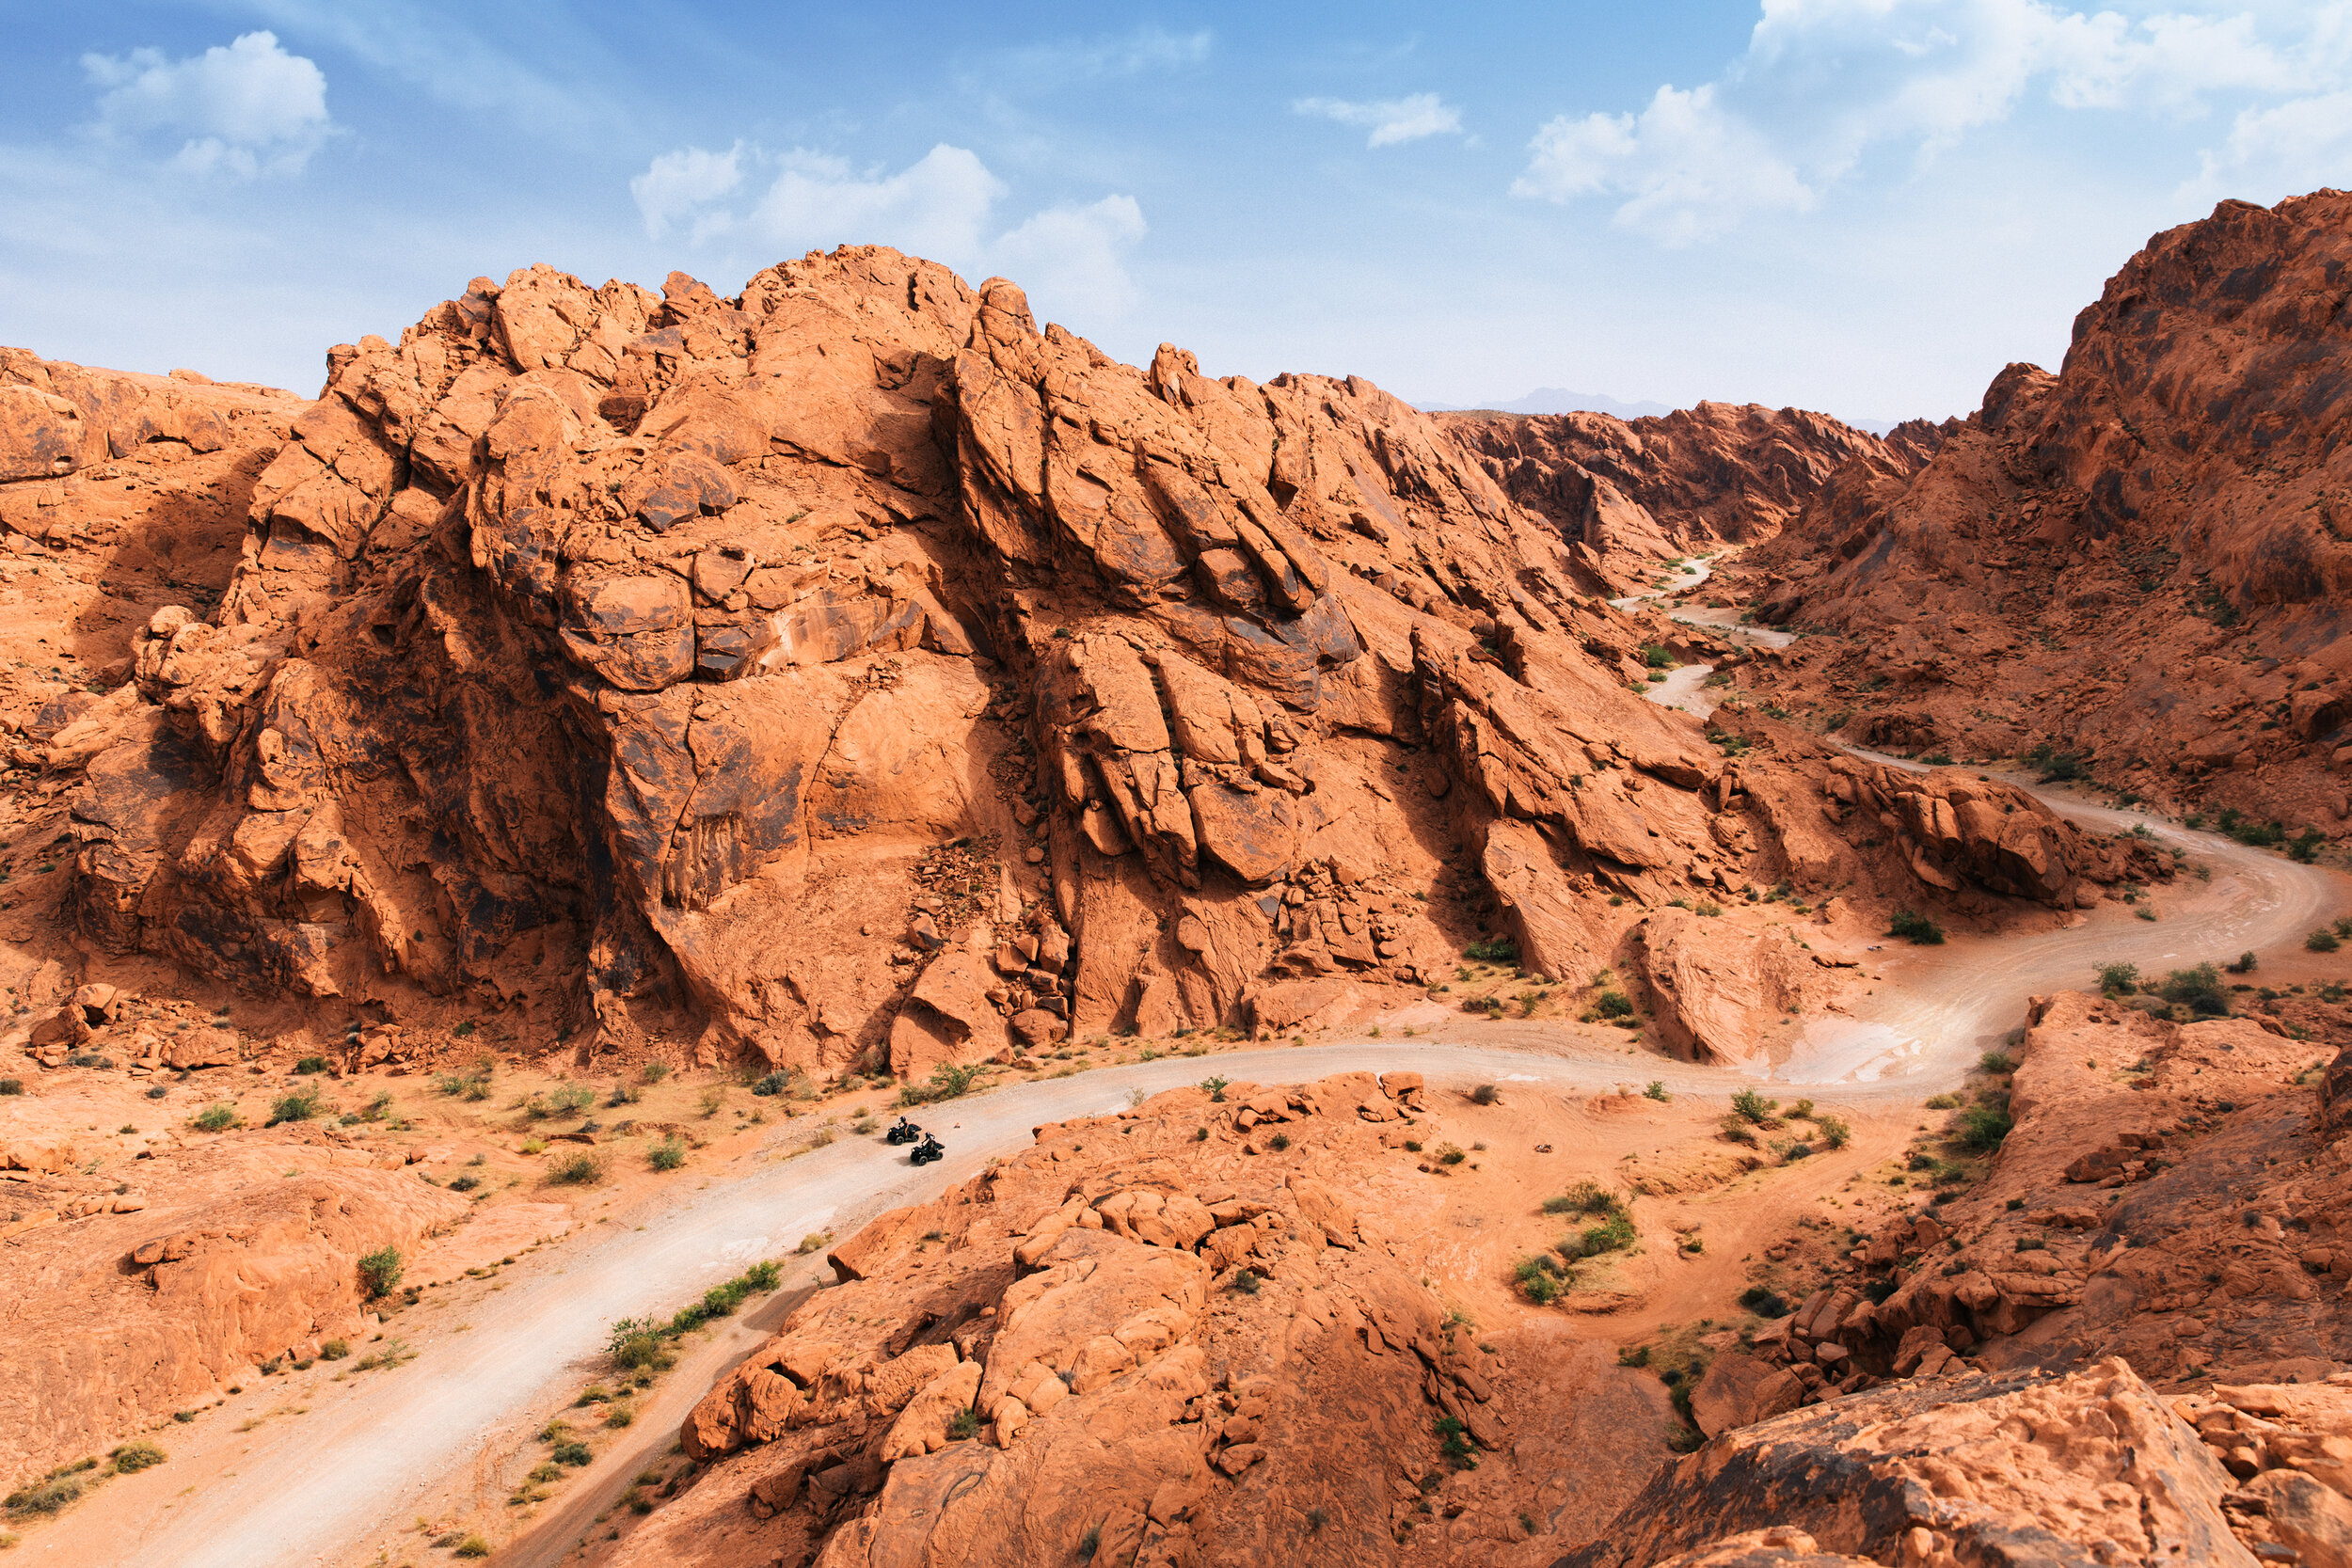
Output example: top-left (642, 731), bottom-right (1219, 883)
top-left (1422, 386), bottom-right (1900, 435)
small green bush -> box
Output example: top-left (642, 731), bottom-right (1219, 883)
top-left (946, 1407), bottom-right (980, 1441)
top-left (1815, 1115), bottom-right (1852, 1148)
top-left (1738, 1286), bottom-right (1788, 1317)
top-left (2160, 963), bottom-right (2230, 1016)
top-left (1200, 1075), bottom-right (1229, 1101)
top-left (2310, 929), bottom-right (2343, 953)
top-left (454, 1534), bottom-right (491, 1558)
top-left (318, 1338), bottom-right (349, 1360)
top-left (358, 1245), bottom-right (404, 1299)
top-left (267, 1087), bottom-right (327, 1125)
top-left (1470, 1083), bottom-right (1500, 1105)
top-left (1572, 1212), bottom-right (1637, 1257)
top-left (1436, 1143), bottom-right (1467, 1165)
top-left (0, 1078), bottom-right (20, 1096)
top-left (1956, 1104), bottom-right (2014, 1151)
top-left (109, 1440), bottom-right (166, 1474)
top-left (1729, 1087), bottom-right (1778, 1126)
top-left (292, 1056), bottom-right (330, 1076)
top-left (551, 1440), bottom-right (593, 1466)
top-left (1514, 1256), bottom-right (1564, 1304)
top-left (1889, 909), bottom-right (1945, 944)
top-left (1543, 1180), bottom-right (1623, 1216)
top-left (1230, 1268), bottom-right (1262, 1295)
top-left (1464, 937), bottom-right (1518, 963)
top-left (1268, 1132), bottom-right (1292, 1151)
top-left (1644, 1080), bottom-right (1670, 1101)
top-left (548, 1150), bottom-right (606, 1186)
top-left (192, 1103), bottom-right (240, 1132)
top-left (1594, 990), bottom-right (1635, 1019)
top-left (648, 1136), bottom-right (687, 1172)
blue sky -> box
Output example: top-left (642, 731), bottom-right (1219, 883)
top-left (2, 2), bottom-right (2348, 424)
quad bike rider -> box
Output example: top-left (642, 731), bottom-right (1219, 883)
top-left (885, 1117), bottom-right (922, 1145)
top-left (910, 1133), bottom-right (946, 1165)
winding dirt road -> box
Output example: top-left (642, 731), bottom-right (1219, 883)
top-left (44, 551), bottom-right (2345, 1567)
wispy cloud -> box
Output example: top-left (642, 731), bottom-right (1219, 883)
top-left (83, 30), bottom-right (330, 178)
top-left (1515, 0), bottom-right (2340, 244)
top-left (994, 25), bottom-right (1214, 83)
top-left (629, 142), bottom-right (1149, 325)
top-left (1294, 91), bottom-right (1464, 147)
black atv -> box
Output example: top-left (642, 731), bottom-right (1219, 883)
top-left (909, 1134), bottom-right (946, 1166)
top-left (884, 1117), bottom-right (923, 1146)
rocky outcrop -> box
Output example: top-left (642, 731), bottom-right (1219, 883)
top-left (1563, 1360), bottom-right (2258, 1567)
top-left (0, 1154), bottom-right (465, 1481)
top-left (639, 1071), bottom-right (1666, 1568)
top-left (1730, 191), bottom-right (2352, 835)
top-left (2, 249), bottom-right (2074, 1083)
top-left (1438, 403), bottom-right (1931, 592)
top-left (1755, 990), bottom-right (2352, 1392)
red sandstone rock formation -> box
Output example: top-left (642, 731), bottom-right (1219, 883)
top-left (1438, 403), bottom-right (1931, 593)
top-left (7, 251), bottom-right (2124, 1085)
top-left (1729, 192), bottom-right (2352, 836)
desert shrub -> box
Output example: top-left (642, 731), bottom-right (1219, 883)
top-left (1719, 1117), bottom-right (1758, 1146)
top-left (608, 1082), bottom-right (642, 1108)
top-left (548, 1150), bottom-right (606, 1186)
top-left (318, 1338), bottom-right (349, 1360)
top-left (1200, 1075), bottom-right (1229, 1101)
top-left (1979, 1051), bottom-right (2015, 1073)
top-left (2095, 961), bottom-right (2139, 997)
top-left (1594, 990), bottom-right (1635, 1019)
top-left (358, 1245), bottom-right (404, 1298)
top-left (2311, 929), bottom-right (2343, 953)
top-left (946, 1407), bottom-right (979, 1441)
top-left (5, 1474), bottom-right (85, 1514)
top-left (902, 1062), bottom-right (981, 1106)
top-left (2289, 828), bottom-right (2328, 863)
top-left (1464, 937), bottom-right (1518, 963)
top-left (1544, 1181), bottom-right (1623, 1216)
top-left (192, 1103), bottom-right (240, 1132)
top-left (1888, 909), bottom-right (1945, 944)
top-left (109, 1439), bottom-right (166, 1473)
top-left (750, 1071), bottom-right (788, 1097)
top-left (2025, 741), bottom-right (2091, 782)
top-left (1514, 1256), bottom-right (1564, 1304)
top-left (1815, 1115), bottom-right (1852, 1148)
top-left (796, 1232), bottom-right (832, 1254)
top-left (1644, 1080), bottom-right (1670, 1101)
top-left (551, 1441), bottom-right (593, 1466)
top-left (1643, 645), bottom-right (1674, 669)
top-left (1230, 1268), bottom-right (1262, 1294)
top-left (292, 1056), bottom-right (329, 1076)
top-left (1729, 1087), bottom-right (1778, 1125)
top-left (546, 1082), bottom-right (596, 1117)
top-left (1923, 1092), bottom-right (1962, 1109)
top-left (1738, 1286), bottom-right (1789, 1317)
top-left (1436, 1143), bottom-right (1466, 1165)
top-left (1572, 1213), bottom-right (1637, 1257)
top-left (267, 1086), bottom-right (327, 1125)
top-left (2160, 963), bottom-right (2230, 1017)
top-left (2226, 951), bottom-right (2259, 974)
top-left (1437, 1414), bottom-right (1480, 1469)
top-left (448, 1175), bottom-right (480, 1193)
top-left (1956, 1104), bottom-right (2014, 1151)
top-left (648, 1137), bottom-right (687, 1171)
top-left (1268, 1132), bottom-right (1292, 1151)
top-left (1470, 1084), bottom-right (1500, 1105)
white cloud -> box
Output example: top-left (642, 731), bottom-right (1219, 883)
top-left (1515, 85), bottom-right (1815, 243)
top-left (2186, 88), bottom-right (2352, 199)
top-left (1294, 92), bottom-right (1465, 147)
top-left (993, 196), bottom-right (1149, 318)
top-left (1518, 0), bottom-right (2345, 242)
top-left (996, 26), bottom-right (1214, 82)
top-left (83, 30), bottom-right (330, 178)
top-left (631, 143), bottom-right (1148, 325)
top-left (747, 144), bottom-right (1006, 263)
top-left (630, 144), bottom-right (746, 241)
